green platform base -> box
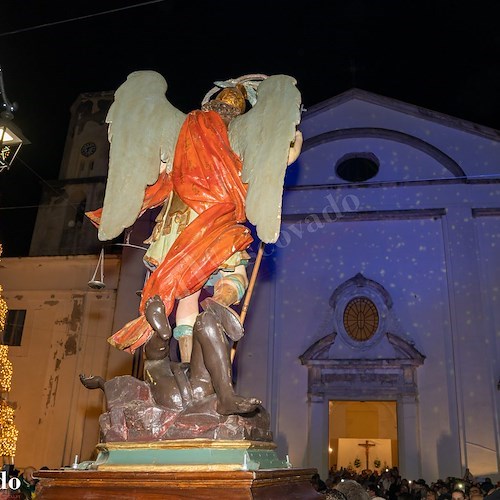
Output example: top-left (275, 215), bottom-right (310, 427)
top-left (91, 440), bottom-right (291, 472)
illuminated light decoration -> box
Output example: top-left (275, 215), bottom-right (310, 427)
top-left (0, 400), bottom-right (18, 458)
top-left (0, 346), bottom-right (12, 393)
top-left (0, 289), bottom-right (6, 334)
top-left (0, 246), bottom-right (6, 333)
top-left (0, 65), bottom-right (29, 173)
top-left (0, 244), bottom-right (18, 461)
top-left (1, 144), bottom-right (11, 162)
top-left (0, 121), bottom-right (24, 172)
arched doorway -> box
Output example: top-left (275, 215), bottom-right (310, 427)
top-left (299, 274), bottom-right (425, 478)
top-left (329, 400), bottom-right (397, 472)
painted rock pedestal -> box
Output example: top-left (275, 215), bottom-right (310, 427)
top-left (35, 377), bottom-right (323, 498)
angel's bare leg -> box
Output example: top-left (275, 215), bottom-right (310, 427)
top-left (201, 266), bottom-right (248, 341)
top-left (174, 290), bottom-right (201, 363)
top-left (190, 310), bottom-right (261, 415)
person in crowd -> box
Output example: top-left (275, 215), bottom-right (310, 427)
top-left (469, 485), bottom-right (483, 500)
top-left (367, 482), bottom-right (386, 500)
top-left (327, 490), bottom-right (349, 500)
top-left (481, 480), bottom-right (495, 496)
top-left (426, 489), bottom-right (438, 500)
top-left (470, 491), bottom-right (484, 500)
top-left (451, 489), bottom-right (466, 500)
top-left (484, 486), bottom-right (500, 500)
top-left (437, 482), bottom-right (451, 500)
top-left (19, 466), bottom-right (37, 500)
top-left (311, 472), bottom-right (328, 493)
top-left (335, 479), bottom-right (371, 500)
top-left (326, 473), bottom-right (342, 490)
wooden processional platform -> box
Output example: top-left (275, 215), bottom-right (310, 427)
top-left (34, 440), bottom-right (324, 498)
top-left (34, 468), bottom-right (324, 499)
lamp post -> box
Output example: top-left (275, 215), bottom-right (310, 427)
top-left (0, 65), bottom-right (28, 173)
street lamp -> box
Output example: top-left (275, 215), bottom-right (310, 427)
top-left (0, 66), bottom-right (28, 173)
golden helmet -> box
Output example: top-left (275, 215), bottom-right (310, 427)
top-left (214, 84), bottom-right (247, 114)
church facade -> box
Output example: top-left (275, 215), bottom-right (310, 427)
top-left (236, 89), bottom-right (500, 480)
top-left (0, 88), bottom-right (498, 481)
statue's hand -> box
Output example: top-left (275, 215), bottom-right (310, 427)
top-left (287, 130), bottom-right (303, 165)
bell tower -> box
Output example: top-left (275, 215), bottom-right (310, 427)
top-left (30, 91), bottom-right (114, 256)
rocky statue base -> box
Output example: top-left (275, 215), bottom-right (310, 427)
top-left (93, 374), bottom-right (272, 442)
top-left (58, 359), bottom-right (327, 498)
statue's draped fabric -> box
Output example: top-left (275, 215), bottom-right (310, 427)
top-left (90, 110), bottom-right (253, 352)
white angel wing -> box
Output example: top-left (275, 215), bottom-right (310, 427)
top-left (98, 71), bottom-right (186, 241)
top-left (228, 75), bottom-right (301, 243)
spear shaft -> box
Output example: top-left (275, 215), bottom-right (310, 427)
top-left (240, 241), bottom-right (265, 324)
top-left (231, 241), bottom-right (265, 362)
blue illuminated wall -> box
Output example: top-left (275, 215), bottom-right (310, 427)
top-left (237, 89), bottom-right (500, 481)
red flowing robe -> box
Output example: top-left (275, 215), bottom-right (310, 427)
top-left (87, 110), bottom-right (253, 353)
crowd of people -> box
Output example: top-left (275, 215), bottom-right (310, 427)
top-left (2, 463), bottom-right (500, 499)
top-left (311, 468), bottom-right (500, 500)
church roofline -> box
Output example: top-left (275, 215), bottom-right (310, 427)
top-left (303, 87), bottom-right (500, 142)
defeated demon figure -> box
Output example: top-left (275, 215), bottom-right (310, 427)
top-left (81, 298), bottom-right (272, 441)
top-left (82, 295), bottom-right (260, 414)
top-left (146, 295), bottom-right (261, 415)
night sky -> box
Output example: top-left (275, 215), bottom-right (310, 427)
top-left (1, 0), bottom-right (499, 256)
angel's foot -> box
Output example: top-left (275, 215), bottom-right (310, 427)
top-left (216, 394), bottom-right (261, 415)
top-left (79, 374), bottom-right (105, 391)
top-left (145, 295), bottom-right (171, 340)
top-left (200, 297), bottom-right (244, 341)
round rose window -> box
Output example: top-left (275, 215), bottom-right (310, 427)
top-left (343, 297), bottom-right (379, 341)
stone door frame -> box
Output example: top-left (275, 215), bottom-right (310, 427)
top-left (300, 332), bottom-right (424, 479)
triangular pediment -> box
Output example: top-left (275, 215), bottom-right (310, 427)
top-left (300, 331), bottom-right (425, 400)
top-left (305, 88), bottom-right (500, 141)
top-left (292, 88), bottom-right (500, 185)
top-left (299, 332), bottom-right (425, 367)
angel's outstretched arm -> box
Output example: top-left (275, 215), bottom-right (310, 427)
top-left (288, 130), bottom-right (303, 166)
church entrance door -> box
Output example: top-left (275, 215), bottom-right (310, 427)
top-left (328, 400), bottom-right (398, 472)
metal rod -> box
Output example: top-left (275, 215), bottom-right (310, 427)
top-left (113, 242), bottom-right (148, 251)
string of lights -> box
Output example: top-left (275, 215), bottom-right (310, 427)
top-left (0, 245), bottom-right (18, 462)
top-left (0, 346), bottom-right (12, 393)
top-left (0, 0), bottom-right (166, 37)
top-left (0, 156), bottom-right (86, 214)
top-left (0, 401), bottom-right (18, 458)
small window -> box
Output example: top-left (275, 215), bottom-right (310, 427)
top-left (2, 310), bottom-right (26, 346)
top-left (336, 153), bottom-right (379, 182)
